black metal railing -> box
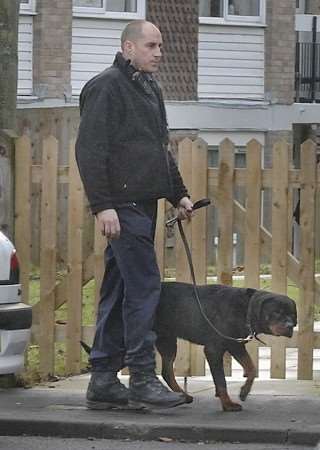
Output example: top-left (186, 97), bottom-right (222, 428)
top-left (295, 16), bottom-right (320, 103)
top-left (295, 42), bottom-right (320, 103)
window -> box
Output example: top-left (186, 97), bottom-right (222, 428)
top-left (73, 0), bottom-right (145, 19)
top-left (19, 0), bottom-right (35, 13)
top-left (74, 0), bottom-right (104, 7)
top-left (199, 0), bottom-right (265, 24)
top-left (106, 0), bottom-right (137, 13)
top-left (228, 0), bottom-right (260, 16)
top-left (296, 0), bottom-right (306, 14)
top-left (199, 0), bottom-right (223, 18)
top-left (208, 145), bottom-right (246, 168)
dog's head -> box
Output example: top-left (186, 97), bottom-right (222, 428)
top-left (249, 290), bottom-right (297, 338)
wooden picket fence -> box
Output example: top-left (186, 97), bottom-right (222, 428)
top-left (14, 134), bottom-right (320, 380)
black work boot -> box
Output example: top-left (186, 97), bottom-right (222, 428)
top-left (129, 370), bottom-right (187, 409)
top-left (86, 371), bottom-right (129, 410)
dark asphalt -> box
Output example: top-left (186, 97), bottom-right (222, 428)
top-left (0, 436), bottom-right (317, 450)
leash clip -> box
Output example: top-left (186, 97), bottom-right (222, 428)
top-left (236, 334), bottom-right (254, 343)
top-left (165, 216), bottom-right (178, 228)
top-left (236, 333), bottom-right (266, 345)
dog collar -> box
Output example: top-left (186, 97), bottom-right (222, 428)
top-left (245, 294), bottom-right (267, 345)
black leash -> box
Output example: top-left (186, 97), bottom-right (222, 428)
top-left (166, 198), bottom-right (257, 344)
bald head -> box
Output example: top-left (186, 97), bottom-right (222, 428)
top-left (121, 20), bottom-right (144, 47)
top-left (120, 20), bottom-right (163, 73)
top-left (121, 20), bottom-right (160, 47)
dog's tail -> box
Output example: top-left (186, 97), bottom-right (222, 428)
top-left (80, 340), bottom-right (92, 355)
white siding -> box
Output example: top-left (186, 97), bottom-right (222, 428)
top-left (18, 15), bottom-right (33, 96)
top-left (72, 18), bottom-right (128, 96)
top-left (198, 25), bottom-right (265, 101)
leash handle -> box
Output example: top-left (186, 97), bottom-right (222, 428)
top-left (192, 198), bottom-right (211, 211)
top-left (166, 198), bottom-right (211, 227)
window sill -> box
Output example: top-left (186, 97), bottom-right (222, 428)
top-left (199, 17), bottom-right (266, 27)
top-left (73, 11), bottom-right (145, 20)
top-left (19, 10), bottom-right (37, 16)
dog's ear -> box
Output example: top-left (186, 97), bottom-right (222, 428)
top-left (248, 290), bottom-right (274, 326)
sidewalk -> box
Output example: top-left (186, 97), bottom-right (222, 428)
top-left (0, 372), bottom-right (320, 447)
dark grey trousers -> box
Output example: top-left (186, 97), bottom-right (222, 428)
top-left (90, 200), bottom-right (160, 373)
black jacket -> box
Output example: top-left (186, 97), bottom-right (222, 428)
top-left (75, 52), bottom-right (188, 214)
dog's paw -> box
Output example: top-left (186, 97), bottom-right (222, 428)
top-left (222, 402), bottom-right (243, 412)
top-left (239, 385), bottom-right (250, 401)
top-left (184, 393), bottom-right (194, 404)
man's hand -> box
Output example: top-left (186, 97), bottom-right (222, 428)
top-left (96, 209), bottom-right (120, 239)
top-left (177, 197), bottom-right (193, 221)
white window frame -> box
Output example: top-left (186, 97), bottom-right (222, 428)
top-left (73, 0), bottom-right (146, 20)
top-left (19, 0), bottom-right (36, 14)
top-left (296, 0), bottom-right (306, 14)
top-left (199, 0), bottom-right (266, 26)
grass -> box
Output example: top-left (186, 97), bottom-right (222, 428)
top-left (22, 275), bottom-right (96, 385)
top-left (21, 267), bottom-right (318, 385)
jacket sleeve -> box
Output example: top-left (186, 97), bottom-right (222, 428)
top-left (75, 83), bottom-right (120, 214)
top-left (166, 150), bottom-right (190, 207)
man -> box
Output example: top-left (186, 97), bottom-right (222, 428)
top-left (76, 20), bottom-right (193, 410)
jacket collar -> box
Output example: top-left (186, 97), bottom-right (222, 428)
top-left (113, 52), bottom-right (156, 96)
top-left (113, 52), bottom-right (168, 143)
top-left (113, 52), bottom-right (137, 78)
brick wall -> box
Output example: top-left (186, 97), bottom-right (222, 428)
top-left (146, 0), bottom-right (199, 101)
top-left (33, 0), bottom-right (73, 99)
top-left (265, 0), bottom-right (296, 105)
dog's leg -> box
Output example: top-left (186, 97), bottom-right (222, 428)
top-left (156, 336), bottom-right (193, 403)
top-left (204, 345), bottom-right (242, 412)
top-left (232, 349), bottom-right (256, 401)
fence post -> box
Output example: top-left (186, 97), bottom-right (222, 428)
top-left (14, 134), bottom-right (32, 305)
top-left (244, 139), bottom-right (262, 372)
top-left (190, 138), bottom-right (208, 376)
top-left (270, 139), bottom-right (289, 379)
top-left (174, 137), bottom-right (208, 377)
top-left (155, 198), bottom-right (166, 280)
top-left (66, 138), bottom-right (84, 375)
top-left (94, 221), bottom-right (105, 318)
top-left (244, 139), bottom-right (262, 288)
top-left (176, 138), bottom-right (193, 284)
top-left (175, 138), bottom-right (193, 376)
top-left (217, 138), bottom-right (234, 376)
top-left (298, 139), bottom-right (316, 380)
top-left (39, 135), bottom-right (58, 379)
top-left (217, 138), bottom-right (234, 286)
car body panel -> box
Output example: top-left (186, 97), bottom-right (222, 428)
top-left (0, 285), bottom-right (21, 305)
top-left (0, 232), bottom-right (14, 281)
top-left (0, 329), bottom-right (31, 374)
top-left (0, 231), bottom-right (31, 375)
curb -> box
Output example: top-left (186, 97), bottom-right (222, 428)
top-left (0, 418), bottom-right (319, 446)
top-left (288, 429), bottom-right (320, 447)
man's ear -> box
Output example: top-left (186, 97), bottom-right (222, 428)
top-left (123, 40), bottom-right (134, 56)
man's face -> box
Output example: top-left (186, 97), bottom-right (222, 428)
top-left (128, 24), bottom-right (162, 73)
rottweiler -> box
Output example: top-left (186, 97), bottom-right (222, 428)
top-left (153, 281), bottom-right (297, 412)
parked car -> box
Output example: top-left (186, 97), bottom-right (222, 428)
top-left (0, 231), bottom-right (32, 375)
